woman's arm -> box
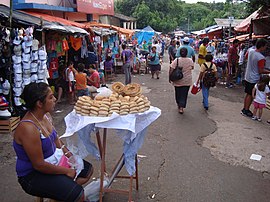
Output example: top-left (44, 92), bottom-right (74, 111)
top-left (196, 72), bottom-right (204, 85)
top-left (19, 124), bottom-right (75, 179)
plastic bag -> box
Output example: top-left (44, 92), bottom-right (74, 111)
top-left (68, 155), bottom-right (84, 179)
top-left (96, 87), bottom-right (112, 97)
top-left (84, 176), bottom-right (109, 202)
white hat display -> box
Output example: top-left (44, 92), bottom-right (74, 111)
top-left (22, 53), bottom-right (31, 62)
top-left (13, 87), bottom-right (23, 96)
top-left (39, 60), bottom-right (47, 69)
top-left (14, 45), bottom-right (22, 56)
top-left (38, 69), bottom-right (46, 80)
top-left (14, 80), bottom-right (22, 88)
top-left (23, 61), bottom-right (30, 70)
top-left (18, 28), bottom-right (24, 39)
top-left (14, 73), bottom-right (22, 81)
top-left (2, 80), bottom-right (10, 95)
top-left (30, 74), bottom-right (38, 83)
top-left (13, 63), bottom-right (22, 74)
top-left (38, 45), bottom-right (47, 60)
top-left (12, 55), bottom-right (21, 64)
top-left (32, 39), bottom-right (39, 51)
top-left (13, 36), bottom-right (22, 45)
top-left (23, 69), bottom-right (31, 78)
top-left (31, 51), bottom-right (38, 61)
top-left (14, 96), bottom-right (22, 106)
top-left (0, 109), bottom-right (11, 117)
top-left (22, 42), bottom-right (31, 54)
top-left (30, 62), bottom-right (38, 73)
top-left (23, 77), bottom-right (31, 86)
top-left (23, 35), bottom-right (33, 47)
top-left (4, 29), bottom-right (10, 42)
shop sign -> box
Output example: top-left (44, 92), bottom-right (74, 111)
top-left (77, 0), bottom-right (114, 15)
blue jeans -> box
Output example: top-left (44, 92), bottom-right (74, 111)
top-left (123, 63), bottom-right (131, 85)
top-left (202, 83), bottom-right (209, 108)
top-left (76, 88), bottom-right (90, 97)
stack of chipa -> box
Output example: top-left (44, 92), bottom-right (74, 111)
top-left (74, 82), bottom-right (151, 117)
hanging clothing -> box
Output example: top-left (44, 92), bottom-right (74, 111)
top-left (70, 36), bottom-right (82, 51)
top-left (81, 36), bottom-right (88, 58)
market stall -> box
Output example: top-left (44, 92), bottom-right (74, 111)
top-left (60, 83), bottom-right (161, 201)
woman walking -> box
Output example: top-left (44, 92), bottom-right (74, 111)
top-left (169, 48), bottom-right (194, 114)
top-left (148, 46), bottom-right (161, 79)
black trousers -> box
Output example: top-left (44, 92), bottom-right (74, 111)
top-left (174, 86), bottom-right (190, 108)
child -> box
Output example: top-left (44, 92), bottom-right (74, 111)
top-left (251, 75), bottom-right (270, 121)
top-left (196, 53), bottom-right (218, 110)
top-left (65, 61), bottom-right (76, 104)
top-left (75, 63), bottom-right (90, 97)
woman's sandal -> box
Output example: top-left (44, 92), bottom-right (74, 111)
top-left (179, 108), bottom-right (184, 114)
top-left (267, 120), bottom-right (270, 124)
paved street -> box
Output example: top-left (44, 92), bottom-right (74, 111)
top-left (1, 53), bottom-right (270, 202)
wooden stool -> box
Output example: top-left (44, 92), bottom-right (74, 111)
top-left (0, 116), bottom-right (20, 134)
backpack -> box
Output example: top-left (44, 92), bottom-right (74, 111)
top-left (202, 63), bottom-right (216, 88)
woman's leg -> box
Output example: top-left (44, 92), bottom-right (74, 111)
top-left (178, 86), bottom-right (190, 110)
top-left (57, 87), bottom-right (63, 103)
top-left (156, 70), bottom-right (160, 79)
top-left (202, 84), bottom-right (209, 109)
top-left (174, 86), bottom-right (181, 108)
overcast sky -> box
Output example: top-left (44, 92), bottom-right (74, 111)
top-left (185, 0), bottom-right (226, 3)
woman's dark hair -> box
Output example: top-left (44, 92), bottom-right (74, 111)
top-left (205, 53), bottom-right (213, 62)
top-left (77, 63), bottom-right (85, 72)
top-left (106, 55), bottom-right (112, 61)
top-left (180, 47), bottom-right (188, 57)
top-left (21, 82), bottom-right (50, 110)
top-left (67, 61), bottom-right (73, 66)
top-left (122, 44), bottom-right (127, 49)
top-left (257, 75), bottom-right (270, 92)
top-left (256, 38), bottom-right (268, 49)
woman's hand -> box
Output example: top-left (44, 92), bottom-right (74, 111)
top-left (66, 168), bottom-right (76, 179)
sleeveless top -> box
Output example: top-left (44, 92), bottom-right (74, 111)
top-left (13, 120), bottom-right (57, 177)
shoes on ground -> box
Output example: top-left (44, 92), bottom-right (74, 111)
top-left (241, 109), bottom-right (253, 117)
top-left (204, 107), bottom-right (208, 110)
top-left (252, 116), bottom-right (257, 120)
top-left (257, 118), bottom-right (262, 122)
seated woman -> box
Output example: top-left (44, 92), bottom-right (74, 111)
top-left (104, 55), bottom-right (114, 73)
top-left (13, 82), bottom-right (93, 202)
top-left (87, 66), bottom-right (100, 93)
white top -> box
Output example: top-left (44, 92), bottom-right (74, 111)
top-left (238, 49), bottom-right (245, 65)
top-left (66, 68), bottom-right (74, 82)
top-left (254, 84), bottom-right (270, 105)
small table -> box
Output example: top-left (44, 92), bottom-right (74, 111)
top-left (61, 107), bottom-right (161, 201)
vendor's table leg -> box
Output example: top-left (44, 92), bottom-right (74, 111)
top-left (99, 128), bottom-right (107, 202)
top-left (135, 154), bottom-right (139, 190)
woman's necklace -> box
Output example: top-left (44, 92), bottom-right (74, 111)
top-left (30, 111), bottom-right (55, 154)
top-left (29, 111), bottom-right (50, 137)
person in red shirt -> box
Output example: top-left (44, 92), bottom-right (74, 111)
top-left (226, 39), bottom-right (239, 88)
top-left (87, 67), bottom-right (100, 93)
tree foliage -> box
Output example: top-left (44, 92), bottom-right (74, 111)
top-left (115, 0), bottom-right (261, 33)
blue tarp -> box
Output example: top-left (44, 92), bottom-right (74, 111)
top-left (135, 26), bottom-right (155, 45)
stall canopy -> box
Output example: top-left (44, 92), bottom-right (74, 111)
top-left (192, 25), bottom-right (222, 40)
top-left (84, 22), bottom-right (134, 37)
top-left (234, 9), bottom-right (260, 32)
top-left (253, 16), bottom-right (270, 35)
top-left (228, 33), bottom-right (268, 42)
top-left (135, 25), bottom-right (156, 44)
top-left (0, 4), bottom-right (88, 35)
top-left (25, 11), bottom-right (89, 35)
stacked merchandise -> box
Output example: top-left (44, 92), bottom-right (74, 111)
top-left (0, 27), bottom-right (11, 118)
top-left (12, 27), bottom-right (48, 107)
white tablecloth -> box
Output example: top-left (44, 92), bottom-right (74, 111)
top-left (61, 106), bottom-right (161, 175)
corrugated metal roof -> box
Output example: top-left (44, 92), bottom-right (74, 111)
top-left (113, 13), bottom-right (136, 21)
top-left (214, 18), bottom-right (244, 27)
top-left (0, 4), bottom-right (88, 35)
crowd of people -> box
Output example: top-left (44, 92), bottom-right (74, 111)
top-left (11, 32), bottom-right (270, 201)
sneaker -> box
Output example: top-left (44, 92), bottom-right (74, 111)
top-left (204, 107), bottom-right (208, 110)
top-left (257, 118), bottom-right (262, 122)
top-left (241, 109), bottom-right (247, 116)
top-left (246, 110), bottom-right (253, 117)
top-left (252, 116), bottom-right (257, 120)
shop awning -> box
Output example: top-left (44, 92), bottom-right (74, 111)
top-left (84, 22), bottom-right (135, 37)
top-left (0, 4), bottom-right (89, 35)
top-left (228, 33), bottom-right (268, 42)
top-left (25, 11), bottom-right (89, 35)
top-left (90, 27), bottom-right (117, 36)
top-left (234, 9), bottom-right (259, 32)
top-left (253, 16), bottom-right (270, 35)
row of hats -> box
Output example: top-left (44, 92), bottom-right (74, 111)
top-left (12, 49), bottom-right (47, 63)
top-left (13, 39), bottom-right (40, 55)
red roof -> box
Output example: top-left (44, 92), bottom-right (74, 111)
top-left (25, 12), bottom-right (87, 29)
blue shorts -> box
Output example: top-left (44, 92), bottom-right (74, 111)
top-left (18, 160), bottom-right (92, 201)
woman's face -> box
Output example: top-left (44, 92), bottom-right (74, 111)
top-left (43, 87), bottom-right (56, 112)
